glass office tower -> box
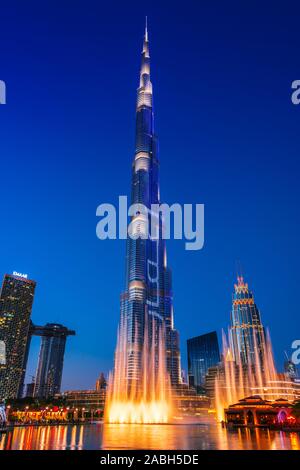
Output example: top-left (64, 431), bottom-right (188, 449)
top-left (0, 273), bottom-right (36, 399)
top-left (187, 332), bottom-right (220, 392)
top-left (32, 323), bottom-right (75, 398)
top-left (118, 22), bottom-right (181, 389)
top-left (230, 276), bottom-right (265, 366)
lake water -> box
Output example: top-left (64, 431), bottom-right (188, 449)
top-left (1, 421), bottom-right (299, 450)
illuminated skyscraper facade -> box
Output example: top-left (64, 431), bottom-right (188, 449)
top-left (118, 23), bottom-right (181, 389)
top-left (0, 273), bottom-right (36, 400)
top-left (230, 276), bottom-right (265, 366)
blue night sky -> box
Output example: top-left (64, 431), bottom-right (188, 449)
top-left (0, 0), bottom-right (299, 390)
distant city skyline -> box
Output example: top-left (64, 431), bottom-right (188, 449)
top-left (1, 1), bottom-right (299, 390)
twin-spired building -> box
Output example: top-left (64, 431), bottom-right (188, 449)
top-left (0, 273), bottom-right (74, 400)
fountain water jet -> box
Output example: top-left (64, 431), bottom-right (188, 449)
top-left (214, 328), bottom-right (282, 421)
top-left (105, 311), bottom-right (173, 424)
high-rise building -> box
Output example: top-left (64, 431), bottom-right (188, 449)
top-left (95, 372), bottom-right (107, 391)
top-left (0, 341), bottom-right (5, 365)
top-left (32, 323), bottom-right (75, 398)
top-left (0, 273), bottom-right (36, 400)
top-left (187, 332), bottom-right (220, 392)
top-left (230, 276), bottom-right (265, 366)
top-left (117, 22), bottom-right (181, 388)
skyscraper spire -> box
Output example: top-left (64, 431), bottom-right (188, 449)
top-left (139, 18), bottom-right (151, 94)
top-left (145, 16), bottom-right (148, 42)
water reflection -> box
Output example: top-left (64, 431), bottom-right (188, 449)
top-left (0, 422), bottom-right (299, 450)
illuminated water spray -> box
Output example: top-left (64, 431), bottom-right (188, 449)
top-left (213, 276), bottom-right (289, 420)
top-left (105, 312), bottom-right (173, 424)
top-left (214, 328), bottom-right (283, 421)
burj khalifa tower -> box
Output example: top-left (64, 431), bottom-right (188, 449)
top-left (106, 21), bottom-right (181, 423)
